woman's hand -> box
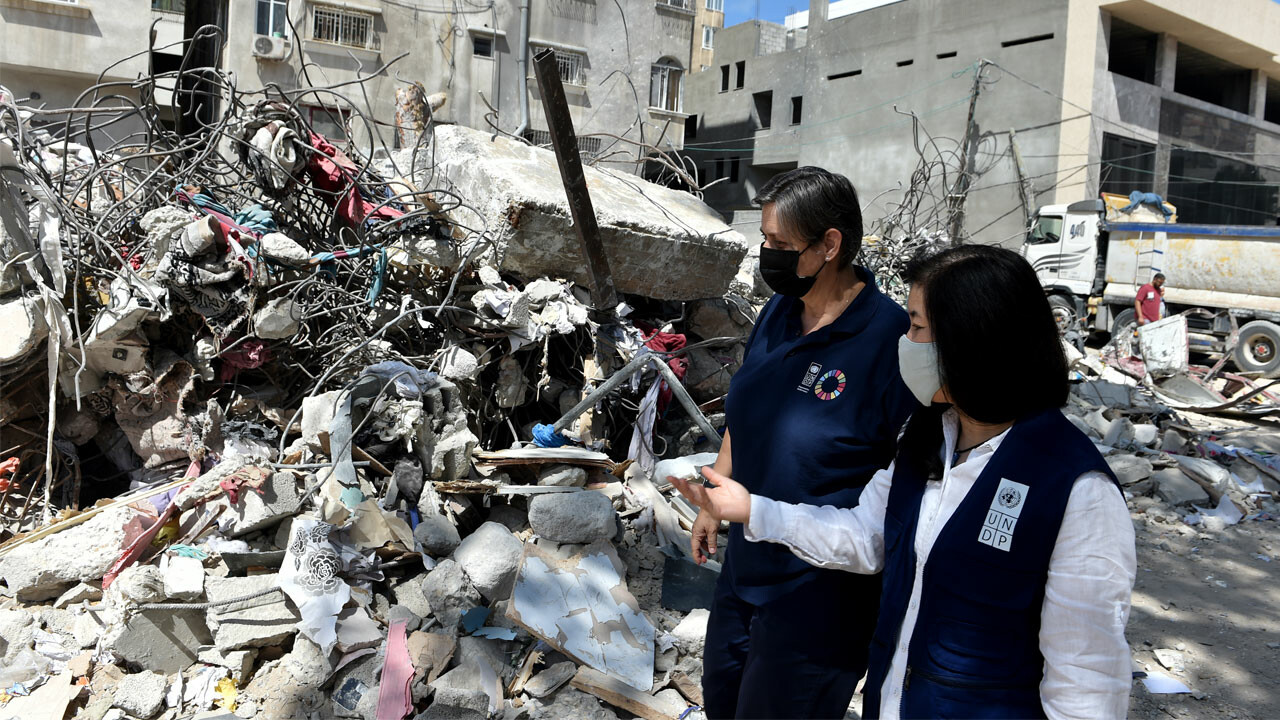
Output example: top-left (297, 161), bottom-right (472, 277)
top-left (669, 466), bottom-right (752, 525)
top-left (690, 509), bottom-right (719, 565)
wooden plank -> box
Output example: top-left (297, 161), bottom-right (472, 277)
top-left (570, 667), bottom-right (687, 720)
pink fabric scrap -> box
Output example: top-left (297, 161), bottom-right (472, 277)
top-left (219, 339), bottom-right (271, 381)
top-left (376, 620), bottom-right (414, 720)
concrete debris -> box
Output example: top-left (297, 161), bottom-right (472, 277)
top-left (537, 463), bottom-right (588, 487)
top-left (204, 574), bottom-right (301, 650)
top-left (422, 558), bottom-right (482, 630)
top-left (415, 514), bottom-right (463, 557)
top-left (111, 671), bottom-right (168, 719)
top-left (524, 661), bottom-right (578, 698)
top-left (451, 521), bottom-right (523, 601)
top-left (528, 491), bottom-right (618, 544)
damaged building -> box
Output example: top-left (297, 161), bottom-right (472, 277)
top-left (682, 0), bottom-right (1280, 244)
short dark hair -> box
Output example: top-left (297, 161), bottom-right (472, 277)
top-left (898, 244), bottom-right (1068, 480)
top-left (752, 166), bottom-right (863, 268)
top-left (1153, 272), bottom-right (1166, 281)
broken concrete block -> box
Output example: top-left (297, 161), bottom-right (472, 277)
top-left (414, 376), bottom-right (478, 485)
top-left (301, 390), bottom-right (343, 451)
top-left (72, 608), bottom-right (106, 649)
top-left (422, 558), bottom-right (481, 630)
top-left (1103, 418), bottom-right (1136, 448)
top-left (108, 607), bottom-right (213, 673)
top-left (0, 608), bottom-right (36, 664)
top-left (197, 647), bottom-right (257, 682)
top-left (524, 661), bottom-right (577, 698)
top-left (486, 503), bottom-right (528, 533)
top-left (112, 671), bottom-right (168, 719)
top-left (0, 505), bottom-right (141, 601)
top-left (252, 296), bottom-right (301, 339)
top-left (386, 604), bottom-right (423, 632)
top-left (495, 355), bottom-right (529, 409)
top-left (1161, 428), bottom-right (1188, 454)
top-left (162, 555), bottom-right (205, 601)
top-left (439, 346), bottom-right (480, 382)
top-left (1154, 468), bottom-right (1211, 507)
top-left (204, 574), bottom-right (300, 650)
top-left (508, 540), bottom-right (655, 691)
top-left (671, 609), bottom-right (710, 656)
top-left (1174, 455), bottom-right (1231, 492)
top-left (414, 514), bottom-right (462, 557)
top-left (1133, 423), bottom-right (1159, 447)
top-left (1106, 454), bottom-right (1154, 486)
top-left (53, 581), bottom-right (103, 609)
top-left (537, 464), bottom-right (587, 487)
top-left (390, 575), bottom-right (434, 621)
top-left (528, 491), bottom-right (616, 544)
top-left (115, 564), bottom-right (167, 603)
top-left (430, 124), bottom-right (747, 301)
top-left (0, 295), bottom-right (48, 365)
top-left (331, 653), bottom-right (381, 719)
top-left (335, 606), bottom-right (383, 653)
top-left (221, 471), bottom-right (304, 537)
top-left (452, 521), bottom-right (523, 601)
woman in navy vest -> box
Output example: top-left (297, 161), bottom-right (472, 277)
top-left (690, 168), bottom-right (917, 719)
top-left (674, 245), bottom-right (1136, 719)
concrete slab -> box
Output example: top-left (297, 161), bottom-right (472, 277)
top-left (429, 124), bottom-right (747, 301)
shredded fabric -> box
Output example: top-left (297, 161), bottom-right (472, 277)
top-left (375, 620), bottom-right (415, 720)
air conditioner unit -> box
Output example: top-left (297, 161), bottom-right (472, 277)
top-left (252, 35), bottom-right (288, 61)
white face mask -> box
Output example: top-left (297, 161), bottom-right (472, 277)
top-left (898, 334), bottom-right (942, 406)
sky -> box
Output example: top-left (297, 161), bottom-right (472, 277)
top-left (724, 0), bottom-right (802, 27)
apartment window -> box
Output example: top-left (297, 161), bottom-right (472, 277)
top-left (656, 0), bottom-right (691, 9)
top-left (307, 105), bottom-right (350, 141)
top-left (473, 36), bottom-right (493, 58)
top-left (313, 5), bottom-right (376, 49)
top-left (790, 96), bottom-right (802, 125)
top-left (714, 159), bottom-right (725, 180)
top-left (256, 0), bottom-right (289, 37)
top-left (729, 157), bottom-right (740, 183)
top-left (1107, 18), bottom-right (1157, 85)
top-left (686, 114), bottom-right (698, 141)
top-left (706, 0), bottom-right (723, 10)
top-left (535, 47), bottom-right (586, 85)
top-left (734, 60), bottom-right (745, 89)
top-left (753, 91), bottom-right (772, 130)
top-left (702, 26), bottom-right (714, 50)
top-left (720, 64), bottom-right (730, 92)
top-left (523, 129), bottom-right (603, 157)
top-left (152, 0), bottom-right (186, 12)
top-left (1099, 133), bottom-right (1155, 196)
top-left (650, 58), bottom-right (684, 112)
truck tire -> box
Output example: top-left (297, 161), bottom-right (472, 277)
top-left (1233, 320), bottom-right (1280, 377)
top-left (1047, 295), bottom-right (1076, 334)
top-left (1110, 308), bottom-right (1138, 357)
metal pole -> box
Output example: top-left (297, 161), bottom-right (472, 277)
top-left (531, 49), bottom-right (618, 318)
top-left (948, 59), bottom-right (988, 245)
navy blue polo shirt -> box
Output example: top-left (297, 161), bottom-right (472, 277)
top-left (722, 266), bottom-right (917, 603)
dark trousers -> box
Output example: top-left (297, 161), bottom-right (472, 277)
top-left (702, 569), bottom-right (880, 720)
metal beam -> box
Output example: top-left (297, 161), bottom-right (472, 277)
top-left (531, 49), bottom-right (618, 317)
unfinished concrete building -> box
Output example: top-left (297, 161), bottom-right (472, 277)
top-left (0, 0), bottom-right (698, 170)
top-left (682, 0), bottom-right (1280, 244)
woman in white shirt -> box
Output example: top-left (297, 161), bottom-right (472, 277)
top-left (671, 244), bottom-right (1136, 719)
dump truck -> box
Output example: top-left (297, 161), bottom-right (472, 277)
top-left (1022, 193), bottom-right (1280, 377)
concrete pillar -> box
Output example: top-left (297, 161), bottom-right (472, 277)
top-left (807, 0), bottom-right (828, 27)
top-left (1249, 69), bottom-right (1267, 119)
top-left (1154, 33), bottom-right (1177, 92)
top-left (1153, 140), bottom-right (1171, 197)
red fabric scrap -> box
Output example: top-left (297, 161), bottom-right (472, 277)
top-left (102, 500), bottom-right (177, 590)
top-left (642, 329), bottom-right (688, 412)
top-left (0, 457), bottom-right (19, 492)
top-left (306, 132), bottom-right (405, 227)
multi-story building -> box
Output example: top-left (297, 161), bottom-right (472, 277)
top-left (0, 0), bottom-right (698, 169)
top-left (691, 0), bottom-right (724, 72)
top-left (683, 0), bottom-right (1280, 245)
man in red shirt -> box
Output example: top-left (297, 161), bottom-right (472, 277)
top-left (1134, 273), bottom-right (1165, 326)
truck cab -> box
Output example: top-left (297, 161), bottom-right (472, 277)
top-left (1021, 200), bottom-right (1105, 330)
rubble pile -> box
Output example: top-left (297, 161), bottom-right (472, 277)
top-left (0, 46), bottom-right (755, 720)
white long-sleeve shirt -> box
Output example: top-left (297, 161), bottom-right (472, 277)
top-left (745, 409), bottom-right (1136, 720)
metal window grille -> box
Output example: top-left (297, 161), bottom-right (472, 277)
top-left (523, 129), bottom-right (602, 157)
top-left (657, 0), bottom-right (690, 10)
top-left (313, 6), bottom-right (376, 49)
top-left (553, 50), bottom-right (584, 85)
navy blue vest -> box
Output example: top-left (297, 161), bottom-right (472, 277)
top-left (863, 409), bottom-right (1119, 719)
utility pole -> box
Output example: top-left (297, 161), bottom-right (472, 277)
top-left (1008, 127), bottom-right (1036, 230)
top-left (948, 59), bottom-right (989, 245)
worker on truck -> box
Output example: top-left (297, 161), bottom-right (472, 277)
top-left (1134, 273), bottom-right (1166, 326)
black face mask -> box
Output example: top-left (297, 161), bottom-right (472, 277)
top-left (758, 241), bottom-right (827, 297)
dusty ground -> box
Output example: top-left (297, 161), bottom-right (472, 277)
top-left (1127, 505), bottom-right (1280, 719)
